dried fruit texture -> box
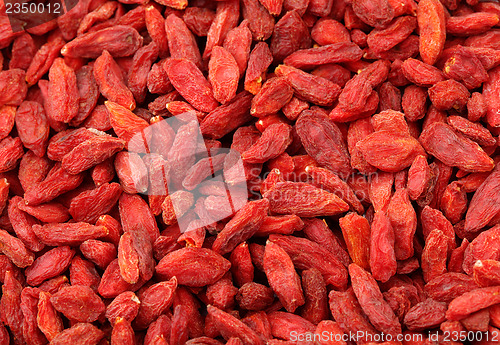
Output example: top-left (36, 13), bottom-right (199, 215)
top-left (483, 66), bottom-right (500, 128)
top-left (203, 0), bottom-right (240, 62)
top-left (447, 116), bottom-right (496, 147)
top-left (421, 229), bottom-right (448, 283)
top-left (339, 213), bottom-right (371, 270)
top-left (407, 155), bottom-right (432, 200)
top-left (0, 69), bottom-right (28, 107)
top-left (402, 85), bottom-right (427, 122)
top-left (15, 101), bottom-right (49, 157)
top-left (242, 123), bottom-right (292, 163)
top-left (165, 58), bottom-right (219, 112)
top-left (32, 222), bottom-right (108, 246)
top-left (25, 246), bottom-right (75, 286)
top-left (62, 135), bottom-right (125, 174)
top-left (462, 225), bottom-right (500, 275)
top-left (165, 14), bottom-right (202, 69)
top-left (237, 283), bottom-right (273, 311)
top-left (128, 42), bottom-right (160, 105)
top-left (0, 137), bottom-right (24, 173)
top-left (135, 277), bottom-right (177, 330)
top-left (45, 58), bottom-right (79, 124)
top-left (311, 19), bottom-right (350, 46)
top-left (0, 105), bottom-right (16, 140)
top-left (306, 166), bottom-right (363, 214)
top-left (447, 286), bottom-right (500, 321)
top-left (8, 196), bottom-right (44, 252)
top-left (404, 298), bottom-right (447, 331)
top-left (419, 122), bottom-right (494, 173)
top-left (37, 290), bottom-right (64, 341)
top-left (417, 0), bottom-right (446, 65)
top-left (473, 260), bottom-right (500, 287)
top-left (245, 42), bottom-right (273, 95)
top-left (94, 50), bottom-right (136, 110)
top-left (207, 305), bottom-right (263, 345)
top-left (49, 323), bottom-right (105, 345)
top-left (208, 46), bottom-right (239, 104)
top-left (2, 0), bottom-right (500, 341)
top-left (302, 218), bottom-right (348, 267)
top-left (328, 288), bottom-right (378, 342)
top-left (0, 229), bottom-right (35, 268)
top-left (271, 10), bottom-right (311, 63)
top-left (349, 263), bottom-right (401, 335)
top-left (250, 77), bottom-right (293, 117)
top-left (401, 58), bottom-right (446, 87)
top-left (264, 182), bottom-right (349, 217)
top-left (367, 16), bottom-right (417, 54)
top-left (269, 234), bottom-right (348, 289)
top-left (284, 42), bottom-right (364, 70)
top-left (443, 46), bottom-right (488, 90)
top-left (465, 166), bottom-right (500, 234)
top-left (357, 130), bottom-right (426, 172)
top-left (156, 247), bottom-right (230, 287)
top-left (387, 188), bottom-right (417, 260)
top-left (276, 65), bottom-right (341, 107)
top-left (352, 0), bottom-right (394, 28)
top-left (61, 25), bottom-right (143, 58)
top-left (295, 109), bottom-right (351, 177)
top-left (0, 270), bottom-right (24, 343)
top-left (213, 199), bottom-right (269, 255)
top-left (50, 285), bottom-right (105, 322)
top-left (264, 241), bottom-right (304, 313)
top-left (69, 182), bottom-right (122, 223)
top-left (428, 79), bottom-right (470, 112)
top-left (370, 211), bottom-right (397, 282)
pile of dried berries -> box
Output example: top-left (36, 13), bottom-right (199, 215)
top-left (1, 0), bottom-right (500, 343)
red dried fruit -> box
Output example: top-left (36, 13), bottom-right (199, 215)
top-left (447, 286), bottom-right (500, 321)
top-left (25, 246), bottom-right (75, 286)
top-left (32, 222), bottom-right (108, 246)
top-left (417, 0), bottom-right (446, 65)
top-left (37, 291), bottom-right (64, 341)
top-left (105, 291), bottom-right (141, 325)
top-left (50, 285), bottom-right (105, 322)
top-left (61, 25), bottom-right (143, 58)
top-left (0, 69), bottom-right (28, 107)
top-left (156, 247), bottom-right (230, 287)
top-left (203, 0), bottom-right (240, 62)
top-left (387, 188), bottom-right (417, 260)
top-left (404, 298), bottom-right (447, 331)
top-left (357, 130), bottom-right (426, 172)
top-left (264, 182), bottom-right (349, 217)
top-left (349, 263), bottom-right (402, 335)
top-left (295, 109), bottom-right (351, 178)
top-left (213, 199), bottom-right (269, 255)
top-left (135, 277), bottom-right (177, 330)
top-left (339, 213), bottom-right (371, 270)
top-left (62, 135), bottom-right (125, 174)
top-left (46, 58), bottom-right (80, 124)
top-left (49, 323), bottom-right (105, 345)
top-left (207, 305), bottom-right (263, 345)
top-left (421, 229), bottom-right (448, 282)
top-left (328, 288), bottom-right (378, 342)
top-left (428, 79), bottom-right (470, 112)
top-left (264, 241), bottom-right (304, 313)
top-left (284, 42), bottom-right (363, 70)
top-left (483, 66), bottom-right (500, 127)
top-left (208, 46), bottom-right (239, 104)
top-left (269, 234), bottom-right (348, 289)
top-left (165, 58), bottom-right (219, 112)
top-left (370, 211), bottom-right (397, 282)
top-left (419, 122), bottom-right (494, 173)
